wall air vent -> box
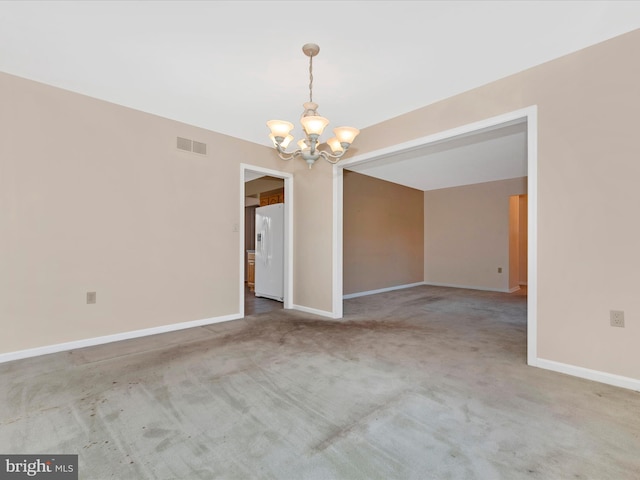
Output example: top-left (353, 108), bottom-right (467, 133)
top-left (192, 140), bottom-right (207, 155)
top-left (176, 137), bottom-right (207, 155)
top-left (177, 137), bottom-right (192, 151)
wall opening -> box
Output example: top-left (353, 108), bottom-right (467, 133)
top-left (334, 106), bottom-right (538, 365)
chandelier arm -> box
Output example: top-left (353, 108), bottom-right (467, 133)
top-left (321, 148), bottom-right (348, 160)
top-left (274, 145), bottom-right (300, 161)
top-left (277, 151), bottom-right (296, 161)
top-left (319, 150), bottom-right (346, 164)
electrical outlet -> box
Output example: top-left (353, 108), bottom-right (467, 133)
top-left (87, 292), bottom-right (96, 304)
top-left (610, 310), bottom-right (624, 328)
top-left (498, 267), bottom-right (503, 273)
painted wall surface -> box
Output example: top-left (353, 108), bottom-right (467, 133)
top-left (292, 160), bottom-right (334, 313)
top-left (354, 29), bottom-right (640, 380)
top-left (343, 171), bottom-right (424, 295)
top-left (244, 176), bottom-right (283, 197)
top-left (0, 72), bottom-right (292, 355)
top-left (423, 178), bottom-right (527, 292)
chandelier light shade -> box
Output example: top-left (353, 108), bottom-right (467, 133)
top-left (267, 43), bottom-right (360, 169)
top-left (266, 120), bottom-right (294, 139)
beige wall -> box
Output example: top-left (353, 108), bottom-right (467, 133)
top-left (343, 171), bottom-right (424, 295)
top-left (292, 160), bottom-right (335, 312)
top-left (423, 178), bottom-right (527, 292)
top-left (244, 176), bottom-right (283, 197)
top-left (0, 71), bottom-right (294, 354)
top-left (352, 29), bottom-right (640, 380)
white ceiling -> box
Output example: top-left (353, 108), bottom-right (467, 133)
top-left (347, 121), bottom-right (528, 191)
top-left (1, 1), bottom-right (639, 190)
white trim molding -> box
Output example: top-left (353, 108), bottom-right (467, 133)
top-left (292, 304), bottom-right (337, 319)
top-left (332, 163), bottom-right (344, 318)
top-left (423, 282), bottom-right (515, 294)
top-left (0, 313), bottom-right (243, 365)
top-left (525, 106), bottom-right (538, 368)
top-left (343, 282), bottom-right (425, 299)
top-left (535, 358), bottom-right (640, 392)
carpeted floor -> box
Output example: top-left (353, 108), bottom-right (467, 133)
top-left (1, 285), bottom-right (639, 479)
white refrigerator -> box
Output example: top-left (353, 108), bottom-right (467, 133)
top-left (254, 203), bottom-right (284, 302)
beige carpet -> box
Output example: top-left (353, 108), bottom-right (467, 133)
top-left (1, 285), bottom-right (638, 479)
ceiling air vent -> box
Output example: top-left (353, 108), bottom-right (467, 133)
top-left (176, 137), bottom-right (207, 155)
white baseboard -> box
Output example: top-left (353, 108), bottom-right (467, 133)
top-left (0, 313), bottom-right (243, 364)
top-left (535, 358), bottom-right (640, 392)
top-left (423, 282), bottom-right (511, 293)
top-left (291, 304), bottom-right (337, 319)
top-left (509, 286), bottom-right (521, 293)
top-left (343, 282), bottom-right (425, 300)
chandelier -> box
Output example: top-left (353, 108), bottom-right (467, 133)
top-left (266, 43), bottom-right (360, 169)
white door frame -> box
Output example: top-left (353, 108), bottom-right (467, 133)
top-left (332, 106), bottom-right (538, 366)
top-left (240, 164), bottom-right (294, 315)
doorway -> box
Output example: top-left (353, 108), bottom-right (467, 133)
top-left (240, 164), bottom-right (293, 316)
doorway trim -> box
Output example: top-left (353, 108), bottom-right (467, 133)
top-left (240, 164), bottom-right (294, 315)
top-left (333, 105), bottom-right (538, 366)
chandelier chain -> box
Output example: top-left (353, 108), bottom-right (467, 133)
top-left (308, 54), bottom-right (313, 103)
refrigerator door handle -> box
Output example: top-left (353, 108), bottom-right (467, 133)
top-left (260, 218), bottom-right (270, 266)
top-left (267, 218), bottom-right (272, 266)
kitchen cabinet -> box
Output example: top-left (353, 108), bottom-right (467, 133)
top-left (247, 251), bottom-right (255, 291)
top-left (259, 188), bottom-right (284, 206)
